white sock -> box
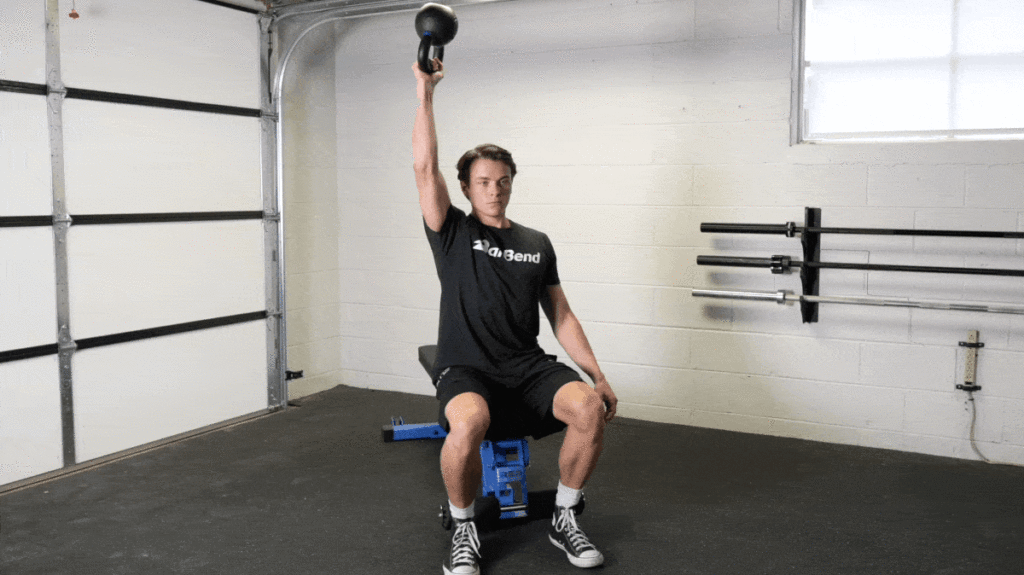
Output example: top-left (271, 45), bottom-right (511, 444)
top-left (556, 481), bottom-right (582, 509)
top-left (449, 500), bottom-right (474, 521)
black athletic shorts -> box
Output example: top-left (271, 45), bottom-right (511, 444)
top-left (435, 355), bottom-right (582, 441)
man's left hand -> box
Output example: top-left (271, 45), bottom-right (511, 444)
top-left (594, 378), bottom-right (618, 422)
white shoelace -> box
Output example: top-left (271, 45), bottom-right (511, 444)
top-left (451, 520), bottom-right (481, 566)
top-left (554, 508), bottom-right (595, 552)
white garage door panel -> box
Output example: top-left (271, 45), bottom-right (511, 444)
top-left (0, 93), bottom-right (52, 216)
top-left (59, 0), bottom-right (260, 108)
top-left (0, 356), bottom-right (63, 485)
top-left (73, 321), bottom-right (267, 463)
top-left (67, 221), bottom-right (265, 339)
top-left (62, 100), bottom-right (262, 214)
top-left (1, 228), bottom-right (57, 350)
top-left (0, 0), bottom-right (46, 84)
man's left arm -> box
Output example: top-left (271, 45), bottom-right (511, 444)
top-left (542, 285), bottom-right (618, 421)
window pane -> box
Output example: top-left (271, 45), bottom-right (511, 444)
top-left (807, 0), bottom-right (952, 62)
top-left (806, 63), bottom-right (950, 134)
top-left (958, 0), bottom-right (1024, 56)
top-left (956, 57), bottom-right (1024, 130)
top-left (802, 0), bottom-right (1024, 140)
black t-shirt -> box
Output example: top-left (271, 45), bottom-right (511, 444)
top-left (425, 205), bottom-right (560, 380)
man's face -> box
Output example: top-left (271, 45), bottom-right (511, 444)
top-left (462, 158), bottom-right (512, 221)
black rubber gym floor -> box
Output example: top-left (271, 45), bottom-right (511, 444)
top-left (3, 384), bottom-right (1022, 574)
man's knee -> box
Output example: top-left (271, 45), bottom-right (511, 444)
top-left (554, 381), bottom-right (605, 434)
top-left (445, 392), bottom-right (490, 440)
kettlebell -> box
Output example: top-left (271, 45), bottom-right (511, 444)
top-left (415, 3), bottom-right (458, 74)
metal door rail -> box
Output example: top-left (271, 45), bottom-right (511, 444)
top-left (701, 222), bottom-right (1024, 239)
top-left (692, 289), bottom-right (1024, 316)
top-left (696, 255), bottom-right (1024, 278)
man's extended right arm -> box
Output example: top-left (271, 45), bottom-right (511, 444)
top-left (413, 59), bottom-right (451, 233)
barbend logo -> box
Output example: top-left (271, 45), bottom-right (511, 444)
top-left (473, 239), bottom-right (541, 264)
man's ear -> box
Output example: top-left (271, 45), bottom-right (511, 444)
top-left (460, 181), bottom-right (469, 198)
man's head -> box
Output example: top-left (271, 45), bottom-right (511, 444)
top-left (456, 144), bottom-right (517, 185)
top-left (457, 144), bottom-right (517, 226)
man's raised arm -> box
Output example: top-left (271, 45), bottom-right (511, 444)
top-left (413, 59), bottom-right (452, 233)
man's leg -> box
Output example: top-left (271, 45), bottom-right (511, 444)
top-left (552, 380), bottom-right (606, 489)
top-left (440, 391), bottom-right (489, 575)
top-left (441, 391), bottom-right (490, 508)
top-left (548, 380), bottom-right (607, 569)
top-left (441, 391), bottom-right (490, 507)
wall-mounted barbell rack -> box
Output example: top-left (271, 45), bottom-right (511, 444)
top-left (694, 207), bottom-right (1024, 322)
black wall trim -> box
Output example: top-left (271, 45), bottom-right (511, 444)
top-left (0, 82), bottom-right (262, 117)
top-left (0, 311), bottom-right (267, 365)
top-left (194, 0), bottom-right (263, 15)
top-left (0, 344), bottom-right (60, 365)
top-left (76, 311), bottom-right (269, 351)
top-left (0, 212), bottom-right (264, 228)
top-left (65, 87), bottom-right (262, 117)
top-left (0, 79), bottom-right (48, 96)
top-left (0, 216), bottom-right (53, 228)
top-left (73, 211), bottom-right (266, 225)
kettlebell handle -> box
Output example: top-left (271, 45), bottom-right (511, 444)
top-left (418, 33), bottom-right (444, 74)
top-left (415, 3), bottom-right (457, 74)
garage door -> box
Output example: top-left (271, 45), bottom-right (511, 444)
top-left (1, 0), bottom-right (284, 488)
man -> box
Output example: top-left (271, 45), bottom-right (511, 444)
top-left (413, 58), bottom-right (618, 575)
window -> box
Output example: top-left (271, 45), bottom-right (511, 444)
top-left (797, 0), bottom-right (1024, 142)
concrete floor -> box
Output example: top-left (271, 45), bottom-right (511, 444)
top-left (3, 384), bottom-right (1023, 574)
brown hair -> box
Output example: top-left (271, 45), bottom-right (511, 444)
top-left (456, 144), bottom-right (517, 184)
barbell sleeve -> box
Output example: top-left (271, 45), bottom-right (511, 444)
top-left (696, 255), bottom-right (777, 268)
top-left (691, 289), bottom-right (788, 303)
top-left (700, 223), bottom-right (793, 235)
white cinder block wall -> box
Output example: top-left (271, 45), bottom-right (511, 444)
top-left (285, 0), bottom-right (1024, 465)
top-left (283, 21), bottom-right (345, 398)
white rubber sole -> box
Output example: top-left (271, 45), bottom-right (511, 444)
top-left (443, 564), bottom-right (480, 575)
top-left (548, 534), bottom-right (605, 568)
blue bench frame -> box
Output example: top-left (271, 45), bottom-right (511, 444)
top-left (380, 345), bottom-right (531, 521)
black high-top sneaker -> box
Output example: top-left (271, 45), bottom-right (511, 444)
top-left (444, 518), bottom-right (481, 575)
top-left (549, 502), bottom-right (604, 568)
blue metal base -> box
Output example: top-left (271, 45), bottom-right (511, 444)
top-left (480, 438), bottom-right (530, 519)
top-left (383, 416), bottom-right (531, 521)
top-left (381, 417), bottom-right (448, 442)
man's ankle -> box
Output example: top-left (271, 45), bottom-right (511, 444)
top-left (449, 499), bottom-right (475, 521)
top-left (555, 481), bottom-right (582, 509)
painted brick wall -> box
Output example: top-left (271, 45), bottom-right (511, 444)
top-left (302, 0), bottom-right (1024, 464)
top-left (283, 21), bottom-right (345, 398)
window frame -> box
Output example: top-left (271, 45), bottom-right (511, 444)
top-left (791, 0), bottom-right (1024, 144)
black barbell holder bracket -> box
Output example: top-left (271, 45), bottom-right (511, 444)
top-left (800, 207), bottom-right (822, 323)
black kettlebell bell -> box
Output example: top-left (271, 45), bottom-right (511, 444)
top-left (415, 3), bottom-right (458, 74)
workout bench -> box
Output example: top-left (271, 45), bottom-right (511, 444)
top-left (381, 345), bottom-right (536, 527)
